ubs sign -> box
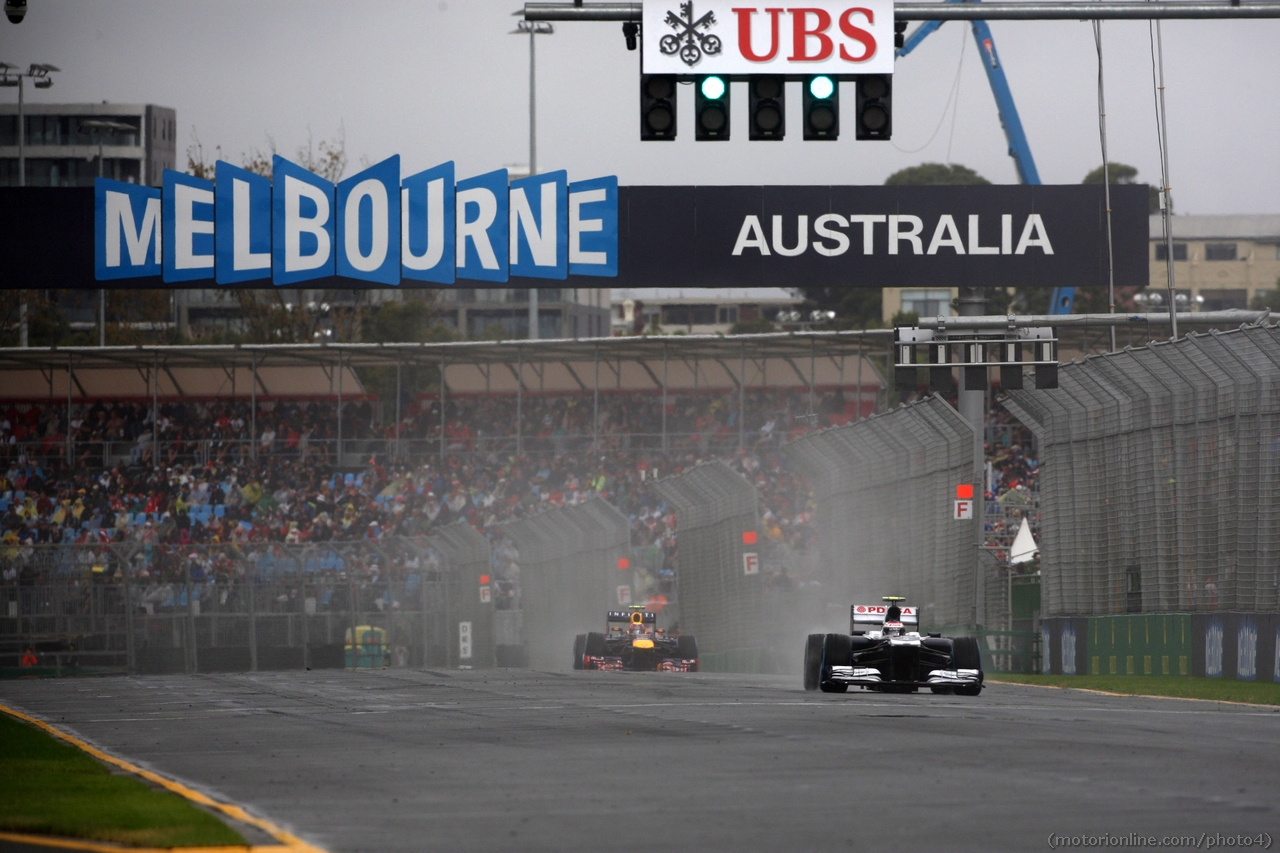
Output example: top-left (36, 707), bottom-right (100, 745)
top-left (642, 1), bottom-right (895, 74)
top-left (94, 156), bottom-right (618, 285)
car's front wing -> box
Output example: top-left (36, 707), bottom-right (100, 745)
top-left (583, 656), bottom-right (699, 672)
top-left (828, 665), bottom-right (982, 688)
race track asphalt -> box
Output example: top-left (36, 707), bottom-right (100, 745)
top-left (1, 669), bottom-right (1276, 853)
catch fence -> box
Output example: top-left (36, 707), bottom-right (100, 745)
top-left (497, 498), bottom-right (631, 671)
top-left (1001, 324), bottom-right (1280, 618)
top-left (650, 461), bottom-right (764, 658)
top-left (0, 529), bottom-right (491, 674)
top-left (783, 395), bottom-right (978, 630)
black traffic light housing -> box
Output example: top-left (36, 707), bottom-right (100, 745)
top-left (855, 74), bottom-right (892, 140)
top-left (802, 76), bottom-right (839, 141)
top-left (748, 75), bottom-right (785, 141)
top-left (640, 74), bottom-right (678, 141)
top-left (695, 75), bottom-right (730, 141)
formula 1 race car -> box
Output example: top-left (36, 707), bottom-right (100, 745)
top-left (573, 608), bottom-right (699, 672)
top-left (803, 597), bottom-right (983, 695)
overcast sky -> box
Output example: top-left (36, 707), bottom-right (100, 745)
top-left (6, 1), bottom-right (1278, 214)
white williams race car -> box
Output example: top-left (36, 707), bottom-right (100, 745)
top-left (803, 597), bottom-right (983, 695)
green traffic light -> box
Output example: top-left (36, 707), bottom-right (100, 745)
top-left (700, 76), bottom-right (726, 100)
top-left (809, 75), bottom-right (835, 100)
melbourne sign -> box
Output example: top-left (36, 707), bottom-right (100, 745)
top-left (94, 156), bottom-right (618, 285)
top-left (0, 183), bottom-right (1145, 290)
top-left (642, 1), bottom-right (895, 74)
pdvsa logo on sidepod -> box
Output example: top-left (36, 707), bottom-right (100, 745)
top-left (94, 156), bottom-right (617, 285)
top-left (643, 0), bottom-right (894, 74)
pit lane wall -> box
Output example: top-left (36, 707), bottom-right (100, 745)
top-left (1041, 614), bottom-right (1280, 680)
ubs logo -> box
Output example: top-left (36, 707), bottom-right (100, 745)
top-left (662, 2), bottom-right (722, 65)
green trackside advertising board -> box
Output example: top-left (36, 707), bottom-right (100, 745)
top-left (1089, 615), bottom-right (1192, 677)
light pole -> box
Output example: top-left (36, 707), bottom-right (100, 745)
top-left (510, 20), bottom-right (553, 341)
top-left (81, 119), bottom-right (134, 347)
top-left (2, 61), bottom-right (59, 348)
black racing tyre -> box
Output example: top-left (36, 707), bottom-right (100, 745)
top-left (803, 633), bottom-right (824, 691)
top-left (584, 631), bottom-right (607, 658)
top-left (930, 685), bottom-right (954, 694)
top-left (676, 634), bottom-right (699, 666)
top-left (951, 636), bottom-right (984, 696)
top-left (819, 633), bottom-right (851, 693)
top-left (572, 634), bottom-right (587, 670)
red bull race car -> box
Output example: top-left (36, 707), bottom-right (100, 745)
top-left (803, 597), bottom-right (983, 695)
top-left (573, 608), bottom-right (699, 672)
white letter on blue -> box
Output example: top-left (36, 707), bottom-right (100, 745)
top-left (509, 170), bottom-right (567, 280)
top-left (272, 155), bottom-right (334, 285)
top-left (568, 176), bottom-right (618, 277)
top-left (402, 161), bottom-right (455, 284)
top-left (455, 169), bottom-right (508, 282)
top-left (215, 161), bottom-right (272, 284)
top-left (337, 155), bottom-right (400, 285)
top-left (163, 169), bottom-right (214, 283)
top-left (95, 178), bottom-right (162, 280)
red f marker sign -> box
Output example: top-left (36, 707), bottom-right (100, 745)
top-left (954, 484), bottom-right (974, 520)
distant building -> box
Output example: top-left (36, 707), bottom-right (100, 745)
top-left (0, 102), bottom-right (177, 187)
top-left (880, 287), bottom-right (957, 325)
top-left (1148, 214), bottom-right (1280, 309)
top-left (611, 287), bottom-right (803, 335)
top-left (435, 288), bottom-right (612, 340)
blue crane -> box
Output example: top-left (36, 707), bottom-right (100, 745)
top-left (897, 0), bottom-right (1075, 314)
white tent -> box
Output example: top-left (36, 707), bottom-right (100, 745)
top-left (1009, 518), bottom-right (1039, 565)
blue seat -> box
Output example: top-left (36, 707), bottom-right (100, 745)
top-left (135, 513), bottom-right (147, 526)
top-left (214, 505), bottom-right (225, 518)
top-left (0, 498), bottom-right (8, 512)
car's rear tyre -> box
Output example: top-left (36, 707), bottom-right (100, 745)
top-left (584, 632), bottom-right (607, 659)
top-left (676, 634), bottom-right (699, 671)
top-left (803, 633), bottom-right (824, 691)
top-left (819, 633), bottom-right (851, 693)
top-left (572, 634), bottom-right (587, 670)
top-left (951, 636), bottom-right (984, 696)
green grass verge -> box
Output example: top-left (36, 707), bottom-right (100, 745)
top-left (989, 673), bottom-right (1280, 706)
top-left (0, 712), bottom-right (247, 848)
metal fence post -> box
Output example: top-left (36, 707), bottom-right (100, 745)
top-left (300, 579), bottom-right (310, 671)
top-left (349, 579), bottom-right (359, 668)
top-left (593, 344), bottom-right (600, 453)
top-left (185, 562), bottom-right (198, 674)
top-left (250, 353), bottom-right (258, 462)
top-left (516, 350), bottom-right (523, 456)
top-left (662, 341), bottom-right (668, 453)
top-left (122, 567), bottom-right (136, 674)
top-left (421, 572), bottom-right (431, 668)
top-left (439, 355), bottom-right (446, 465)
top-left (66, 354), bottom-right (74, 465)
top-left (336, 350), bottom-right (344, 467)
top-left (247, 578), bottom-right (258, 673)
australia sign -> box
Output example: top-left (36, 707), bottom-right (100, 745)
top-left (642, 1), bottom-right (895, 75)
top-left (93, 156), bottom-right (618, 285)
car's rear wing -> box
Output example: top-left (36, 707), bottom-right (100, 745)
top-left (608, 610), bottom-right (656, 623)
top-left (851, 604), bottom-right (918, 631)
